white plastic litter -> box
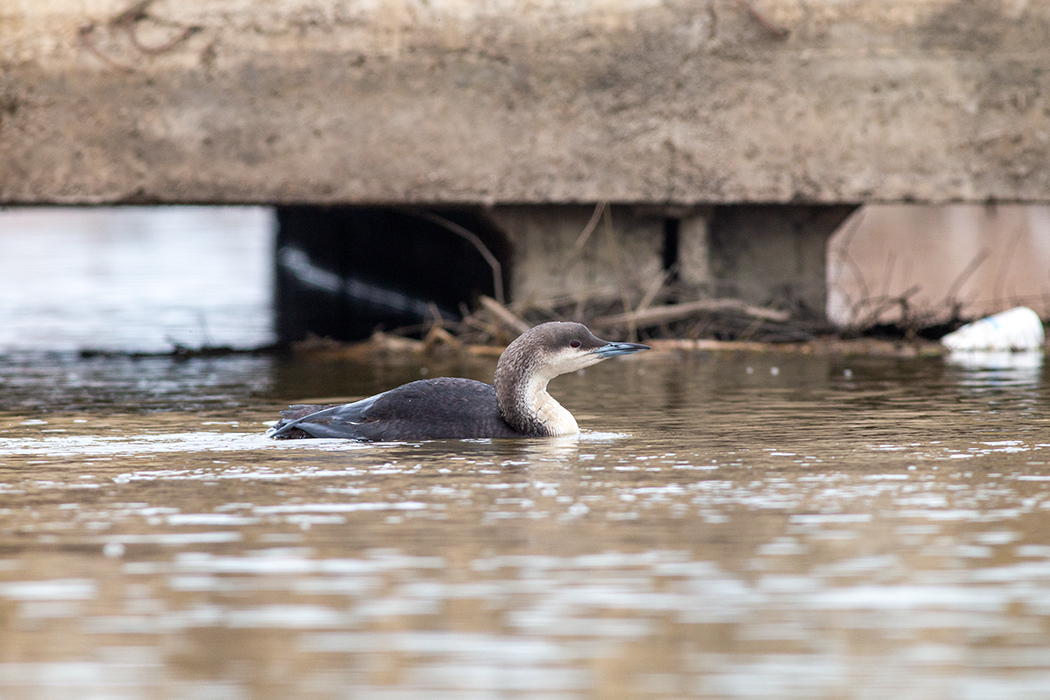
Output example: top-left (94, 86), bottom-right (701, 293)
top-left (940, 306), bottom-right (1045, 352)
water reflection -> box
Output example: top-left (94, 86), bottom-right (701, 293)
top-left (1, 352), bottom-right (1050, 698)
top-left (945, 349), bottom-right (1045, 383)
top-left (0, 207), bottom-right (274, 352)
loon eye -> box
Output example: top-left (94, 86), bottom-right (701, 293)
top-left (570, 340), bottom-right (581, 348)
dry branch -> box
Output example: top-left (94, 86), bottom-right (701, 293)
top-left (422, 325), bottom-right (463, 355)
top-left (591, 299), bottom-right (790, 330)
top-left (478, 295), bottom-right (531, 335)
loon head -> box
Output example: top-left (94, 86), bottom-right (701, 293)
top-left (501, 321), bottom-right (650, 377)
top-left (494, 322), bottom-right (650, 435)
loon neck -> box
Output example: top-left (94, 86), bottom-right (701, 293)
top-left (494, 359), bottom-right (579, 437)
top-left (521, 374), bottom-right (580, 436)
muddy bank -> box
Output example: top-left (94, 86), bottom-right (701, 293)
top-left (289, 329), bottom-right (951, 363)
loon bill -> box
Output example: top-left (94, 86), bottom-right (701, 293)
top-left (267, 322), bottom-right (649, 441)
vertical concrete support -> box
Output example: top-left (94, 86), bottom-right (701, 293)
top-left (486, 206), bottom-right (665, 307)
top-left (679, 205), bottom-right (858, 317)
top-left (676, 210), bottom-right (713, 288)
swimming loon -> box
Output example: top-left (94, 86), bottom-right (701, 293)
top-left (267, 321), bottom-right (649, 441)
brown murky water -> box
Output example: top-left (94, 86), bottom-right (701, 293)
top-left (2, 349), bottom-right (1050, 698)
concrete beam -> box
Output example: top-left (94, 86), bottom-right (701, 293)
top-left (2, 1), bottom-right (1050, 205)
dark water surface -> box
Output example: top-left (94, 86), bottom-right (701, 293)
top-left (1, 349), bottom-right (1050, 699)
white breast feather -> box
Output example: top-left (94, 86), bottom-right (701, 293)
top-left (532, 390), bottom-right (579, 436)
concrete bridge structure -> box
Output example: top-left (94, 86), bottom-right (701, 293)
top-left (3, 0), bottom-right (1049, 339)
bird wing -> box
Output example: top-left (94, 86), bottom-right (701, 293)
top-left (268, 378), bottom-right (520, 440)
top-left (267, 391), bottom-right (386, 439)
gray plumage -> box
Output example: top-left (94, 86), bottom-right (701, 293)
top-left (267, 322), bottom-right (649, 441)
top-left (270, 377), bottom-right (525, 440)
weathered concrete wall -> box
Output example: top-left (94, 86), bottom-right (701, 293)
top-left (2, 0), bottom-right (1050, 205)
top-left (487, 206), bottom-right (666, 308)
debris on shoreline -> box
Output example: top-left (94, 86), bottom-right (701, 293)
top-left (292, 330), bottom-right (948, 361)
top-left (291, 294), bottom-right (954, 361)
top-left (73, 294), bottom-right (1040, 362)
top-left (77, 343), bottom-right (282, 360)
